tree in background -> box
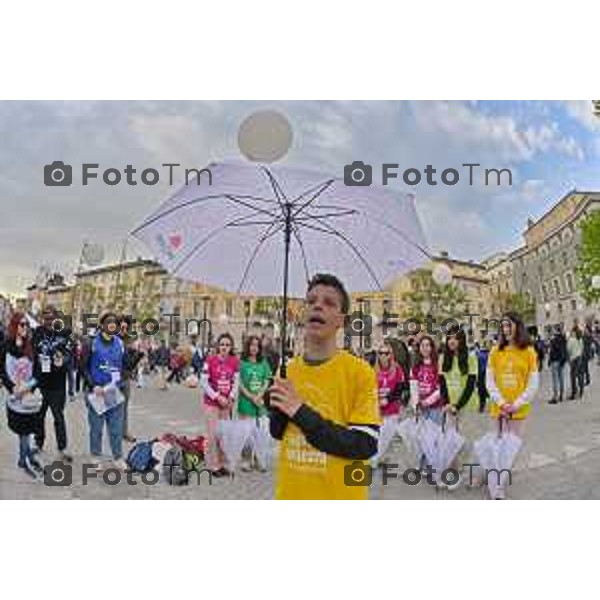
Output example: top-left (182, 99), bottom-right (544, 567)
top-left (494, 291), bottom-right (536, 324)
top-left (576, 209), bottom-right (600, 305)
top-left (402, 268), bottom-right (467, 323)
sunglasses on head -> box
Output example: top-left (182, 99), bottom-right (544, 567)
top-left (379, 350), bottom-right (390, 356)
top-left (18, 321), bottom-right (29, 327)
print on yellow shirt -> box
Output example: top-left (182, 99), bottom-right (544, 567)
top-left (488, 345), bottom-right (537, 420)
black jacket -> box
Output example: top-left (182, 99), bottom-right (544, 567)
top-left (548, 334), bottom-right (568, 365)
top-left (31, 326), bottom-right (72, 391)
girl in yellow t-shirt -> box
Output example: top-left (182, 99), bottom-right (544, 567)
top-left (485, 312), bottom-right (539, 498)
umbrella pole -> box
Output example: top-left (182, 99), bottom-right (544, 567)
top-left (280, 203), bottom-right (292, 379)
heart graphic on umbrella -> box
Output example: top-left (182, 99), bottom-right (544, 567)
top-left (168, 233), bottom-right (183, 251)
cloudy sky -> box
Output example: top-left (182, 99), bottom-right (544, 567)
top-left (0, 100), bottom-right (598, 295)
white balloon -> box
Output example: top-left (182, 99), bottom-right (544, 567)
top-left (82, 243), bottom-right (105, 266)
top-left (238, 110), bottom-right (293, 163)
top-left (432, 263), bottom-right (453, 285)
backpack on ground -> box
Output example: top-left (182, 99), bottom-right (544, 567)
top-left (162, 446), bottom-right (189, 486)
top-left (126, 439), bottom-right (159, 472)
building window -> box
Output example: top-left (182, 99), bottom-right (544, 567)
top-left (542, 284), bottom-right (548, 302)
top-left (571, 299), bottom-right (577, 311)
top-left (562, 251), bottom-right (568, 265)
top-left (549, 259), bottom-right (555, 273)
top-left (558, 303), bottom-right (563, 315)
top-left (553, 279), bottom-right (561, 296)
top-left (225, 298), bottom-right (234, 317)
top-left (538, 265), bottom-right (543, 277)
top-left (566, 273), bottom-right (574, 293)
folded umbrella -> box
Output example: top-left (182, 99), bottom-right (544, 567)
top-left (431, 413), bottom-right (465, 483)
top-left (473, 417), bottom-right (522, 498)
top-left (217, 418), bottom-right (255, 472)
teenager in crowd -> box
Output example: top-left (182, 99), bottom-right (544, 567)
top-left (439, 326), bottom-right (478, 490)
top-left (548, 325), bottom-right (568, 404)
top-left (581, 323), bottom-right (594, 388)
top-left (32, 305), bottom-right (73, 462)
top-left (118, 315), bottom-right (145, 443)
top-left (373, 339), bottom-right (408, 465)
top-left (268, 273), bottom-right (380, 500)
top-left (201, 332), bottom-right (240, 477)
top-left (238, 334), bottom-right (272, 472)
top-left (81, 313), bottom-right (127, 471)
top-left (0, 313), bottom-right (44, 479)
top-left (486, 312), bottom-right (539, 499)
top-left (567, 325), bottom-right (584, 400)
top-left (410, 335), bottom-right (442, 421)
top-left (476, 341), bottom-right (490, 412)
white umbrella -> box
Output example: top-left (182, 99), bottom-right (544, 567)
top-left (397, 414), bottom-right (422, 469)
top-left (216, 418), bottom-right (255, 472)
top-left (249, 415), bottom-right (274, 470)
top-left (473, 417), bottom-right (522, 498)
top-left (372, 416), bottom-right (399, 466)
top-left (132, 161), bottom-right (429, 375)
top-left (431, 414), bottom-right (465, 483)
top-left (417, 417), bottom-right (442, 471)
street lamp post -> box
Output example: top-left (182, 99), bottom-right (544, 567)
top-left (201, 295), bottom-right (210, 352)
top-left (244, 299), bottom-right (251, 340)
top-left (382, 297), bottom-right (391, 339)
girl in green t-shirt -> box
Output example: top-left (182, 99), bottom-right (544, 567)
top-left (238, 335), bottom-right (272, 419)
top-left (238, 335), bottom-right (272, 472)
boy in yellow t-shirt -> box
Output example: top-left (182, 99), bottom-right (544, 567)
top-left (268, 274), bottom-right (381, 500)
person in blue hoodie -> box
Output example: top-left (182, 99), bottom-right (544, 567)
top-left (82, 313), bottom-right (126, 470)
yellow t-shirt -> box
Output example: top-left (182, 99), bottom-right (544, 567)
top-left (488, 345), bottom-right (537, 420)
top-left (275, 350), bottom-right (380, 500)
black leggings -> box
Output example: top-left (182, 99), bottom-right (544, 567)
top-left (35, 388), bottom-right (68, 451)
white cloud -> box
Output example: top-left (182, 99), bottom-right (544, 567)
top-left (563, 100), bottom-right (600, 131)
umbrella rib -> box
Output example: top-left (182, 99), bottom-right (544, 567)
top-left (170, 213), bottom-right (277, 275)
top-left (296, 220), bottom-right (383, 291)
top-left (290, 179), bottom-right (336, 218)
top-left (294, 209), bottom-right (358, 222)
top-left (236, 220), bottom-right (287, 294)
top-left (290, 222), bottom-right (311, 286)
top-left (262, 167), bottom-right (288, 209)
top-left (131, 193), bottom-right (280, 235)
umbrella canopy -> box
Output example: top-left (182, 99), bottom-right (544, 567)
top-left (473, 419), bottom-right (522, 498)
top-left (417, 417), bottom-right (442, 470)
top-left (132, 161), bottom-right (429, 298)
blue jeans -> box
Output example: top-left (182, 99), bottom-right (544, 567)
top-left (550, 361), bottom-right (565, 400)
top-left (86, 402), bottom-right (124, 459)
top-left (18, 434), bottom-right (33, 467)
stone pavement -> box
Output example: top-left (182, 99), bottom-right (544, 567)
top-left (1, 363), bottom-right (599, 499)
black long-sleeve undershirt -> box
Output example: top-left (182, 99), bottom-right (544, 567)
top-left (269, 404), bottom-right (379, 460)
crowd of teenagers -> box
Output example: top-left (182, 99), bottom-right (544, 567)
top-left (1, 274), bottom-right (598, 499)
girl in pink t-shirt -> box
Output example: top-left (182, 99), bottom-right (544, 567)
top-left (410, 335), bottom-right (442, 422)
top-left (201, 333), bottom-right (240, 476)
top-left (373, 340), bottom-right (409, 465)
